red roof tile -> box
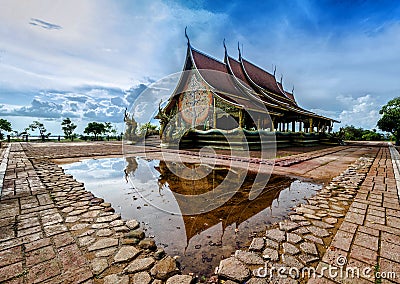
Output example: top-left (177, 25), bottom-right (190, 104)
top-left (191, 48), bottom-right (227, 73)
top-left (216, 92), bottom-right (266, 113)
top-left (227, 56), bottom-right (252, 88)
top-left (277, 82), bottom-right (296, 104)
top-left (190, 49), bottom-right (270, 112)
top-left (164, 43), bottom-right (338, 122)
top-left (191, 48), bottom-right (245, 98)
top-left (285, 91), bottom-right (296, 103)
top-left (241, 59), bottom-right (284, 96)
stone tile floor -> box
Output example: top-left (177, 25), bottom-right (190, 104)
top-left (309, 146), bottom-right (400, 284)
top-left (216, 149), bottom-right (377, 283)
top-left (0, 144), bottom-right (182, 284)
top-left (0, 142), bottom-right (399, 283)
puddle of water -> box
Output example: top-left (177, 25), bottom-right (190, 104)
top-left (62, 157), bottom-right (321, 276)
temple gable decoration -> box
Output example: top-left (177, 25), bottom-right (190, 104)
top-left (178, 73), bottom-right (213, 125)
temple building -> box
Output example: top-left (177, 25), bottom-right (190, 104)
top-left (157, 32), bottom-right (339, 149)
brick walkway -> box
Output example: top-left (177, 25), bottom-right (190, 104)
top-left (310, 146), bottom-right (400, 283)
top-left (0, 143), bottom-right (186, 284)
top-left (0, 143), bottom-right (93, 283)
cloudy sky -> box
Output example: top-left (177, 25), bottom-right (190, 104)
top-left (1, 0), bottom-right (400, 135)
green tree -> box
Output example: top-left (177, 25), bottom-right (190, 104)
top-left (336, 125), bottom-right (384, 142)
top-left (339, 125), bottom-right (364, 141)
top-left (0, 118), bottom-right (12, 140)
top-left (105, 122), bottom-right (118, 139)
top-left (84, 122), bottom-right (106, 140)
top-left (61, 118), bottom-right (77, 141)
top-left (29, 121), bottom-right (50, 142)
top-left (377, 97), bottom-right (400, 145)
top-left (104, 122), bottom-right (112, 133)
top-left (139, 122), bottom-right (158, 137)
top-left (361, 129), bottom-right (383, 141)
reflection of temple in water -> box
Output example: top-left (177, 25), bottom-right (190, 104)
top-left (123, 156), bottom-right (315, 276)
top-left (155, 160), bottom-right (293, 242)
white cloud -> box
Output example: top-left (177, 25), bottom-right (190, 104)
top-left (312, 94), bottom-right (383, 131)
top-left (0, 81), bottom-right (161, 135)
top-left (243, 22), bottom-right (400, 113)
top-left (0, 0), bottom-right (228, 91)
top-left (336, 94), bottom-right (381, 130)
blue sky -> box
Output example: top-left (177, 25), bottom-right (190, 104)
top-left (1, 0), bottom-right (400, 135)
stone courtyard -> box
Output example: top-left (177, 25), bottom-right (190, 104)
top-left (0, 142), bottom-right (399, 283)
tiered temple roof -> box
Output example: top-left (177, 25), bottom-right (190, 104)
top-left (162, 34), bottom-right (339, 137)
top-left (194, 40), bottom-right (334, 121)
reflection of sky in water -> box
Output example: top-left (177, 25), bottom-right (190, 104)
top-left (62, 157), bottom-right (187, 254)
top-left (62, 157), bottom-right (320, 276)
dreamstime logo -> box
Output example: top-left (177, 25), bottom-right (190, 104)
top-left (253, 256), bottom-right (397, 280)
top-left (122, 69), bottom-right (276, 215)
top-left (336, 255), bottom-right (347, 266)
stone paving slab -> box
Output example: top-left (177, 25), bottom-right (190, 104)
top-left (0, 144), bottom-right (10, 195)
top-left (0, 143), bottom-right (184, 284)
top-left (389, 145), bottom-right (400, 201)
top-left (211, 144), bottom-right (400, 283)
top-left (214, 150), bottom-right (377, 283)
top-left (309, 146), bottom-right (400, 284)
top-left (1, 142), bottom-right (400, 283)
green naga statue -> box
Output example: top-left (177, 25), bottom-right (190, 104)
top-left (158, 100), bottom-right (189, 142)
top-left (124, 108), bottom-right (138, 142)
top-left (156, 100), bottom-right (189, 144)
top-left (156, 100), bottom-right (173, 140)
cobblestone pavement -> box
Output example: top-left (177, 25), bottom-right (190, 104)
top-left (309, 146), bottom-right (400, 284)
top-left (214, 146), bottom-right (400, 284)
top-left (215, 148), bottom-right (378, 283)
top-left (0, 143), bottom-right (183, 284)
top-left (0, 142), bottom-right (399, 283)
